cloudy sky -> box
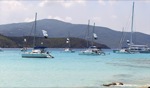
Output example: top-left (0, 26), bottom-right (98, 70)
top-left (0, 0), bottom-right (150, 34)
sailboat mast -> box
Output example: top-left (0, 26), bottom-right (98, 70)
top-left (87, 20), bottom-right (90, 48)
top-left (68, 32), bottom-right (71, 48)
top-left (130, 2), bottom-right (134, 45)
top-left (118, 27), bottom-right (124, 49)
top-left (91, 23), bottom-right (95, 46)
top-left (33, 12), bottom-right (37, 47)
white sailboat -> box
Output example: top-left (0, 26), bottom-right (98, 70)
top-left (115, 2), bottom-right (150, 54)
top-left (79, 20), bottom-right (105, 55)
top-left (64, 32), bottom-right (75, 53)
top-left (113, 27), bottom-right (130, 53)
top-left (22, 13), bottom-right (54, 58)
top-left (21, 38), bottom-right (27, 51)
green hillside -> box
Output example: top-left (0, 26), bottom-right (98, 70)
top-left (7, 36), bottom-right (109, 49)
top-left (0, 34), bottom-right (17, 48)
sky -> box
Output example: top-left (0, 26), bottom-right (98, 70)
top-left (0, 0), bottom-right (150, 34)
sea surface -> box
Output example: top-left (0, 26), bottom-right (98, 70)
top-left (0, 48), bottom-right (150, 88)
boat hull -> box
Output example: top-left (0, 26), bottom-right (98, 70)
top-left (79, 52), bottom-right (100, 55)
top-left (64, 50), bottom-right (75, 53)
top-left (139, 50), bottom-right (150, 53)
top-left (79, 51), bottom-right (105, 55)
top-left (22, 53), bottom-right (52, 58)
top-left (79, 46), bottom-right (105, 55)
top-left (64, 48), bottom-right (75, 53)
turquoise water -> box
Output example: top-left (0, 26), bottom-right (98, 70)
top-left (0, 48), bottom-right (150, 87)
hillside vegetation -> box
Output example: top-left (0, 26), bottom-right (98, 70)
top-left (0, 36), bottom-right (109, 48)
top-left (0, 34), bottom-right (17, 47)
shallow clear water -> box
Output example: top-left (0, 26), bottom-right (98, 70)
top-left (0, 48), bottom-right (150, 87)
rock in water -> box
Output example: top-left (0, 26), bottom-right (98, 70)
top-left (103, 82), bottom-right (123, 87)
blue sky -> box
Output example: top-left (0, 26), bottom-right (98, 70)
top-left (0, 0), bottom-right (150, 34)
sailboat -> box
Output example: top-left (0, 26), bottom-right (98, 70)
top-left (22, 13), bottom-right (54, 58)
top-left (79, 21), bottom-right (105, 55)
top-left (21, 38), bottom-right (27, 51)
top-left (115, 2), bottom-right (150, 54)
top-left (113, 28), bottom-right (126, 53)
top-left (64, 32), bottom-right (75, 53)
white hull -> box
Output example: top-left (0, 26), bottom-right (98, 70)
top-left (21, 48), bottom-right (27, 52)
top-left (114, 49), bottom-right (132, 54)
top-left (79, 51), bottom-right (101, 55)
top-left (64, 50), bottom-right (75, 53)
top-left (79, 46), bottom-right (105, 55)
top-left (64, 48), bottom-right (75, 53)
top-left (22, 53), bottom-right (53, 58)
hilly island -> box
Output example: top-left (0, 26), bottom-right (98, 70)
top-left (0, 19), bottom-right (150, 48)
top-left (5, 36), bottom-right (109, 48)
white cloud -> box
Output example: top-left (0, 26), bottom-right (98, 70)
top-left (108, 0), bottom-right (117, 6)
top-left (144, 0), bottom-right (150, 3)
top-left (65, 17), bottom-right (72, 22)
top-left (75, 0), bottom-right (86, 5)
top-left (24, 18), bottom-right (34, 22)
top-left (48, 15), bottom-right (52, 19)
top-left (61, 1), bottom-right (73, 8)
top-left (38, 0), bottom-right (86, 8)
top-left (111, 15), bottom-right (117, 19)
top-left (98, 0), bottom-right (117, 6)
top-left (1, 1), bottom-right (26, 10)
top-left (0, 1), bottom-right (28, 24)
top-left (47, 16), bottom-right (72, 22)
top-left (92, 17), bottom-right (101, 22)
top-left (98, 0), bottom-right (106, 6)
top-left (0, 0), bottom-right (150, 35)
top-left (39, 0), bottom-right (48, 7)
top-left (53, 16), bottom-right (63, 21)
top-left (38, 0), bottom-right (59, 7)
top-left (60, 0), bottom-right (86, 8)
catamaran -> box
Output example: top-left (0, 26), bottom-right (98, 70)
top-left (22, 13), bottom-right (54, 58)
top-left (114, 2), bottom-right (150, 54)
top-left (79, 20), bottom-right (105, 55)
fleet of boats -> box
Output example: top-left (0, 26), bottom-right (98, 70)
top-left (0, 2), bottom-right (150, 57)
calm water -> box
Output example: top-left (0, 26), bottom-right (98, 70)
top-left (0, 48), bottom-right (150, 87)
